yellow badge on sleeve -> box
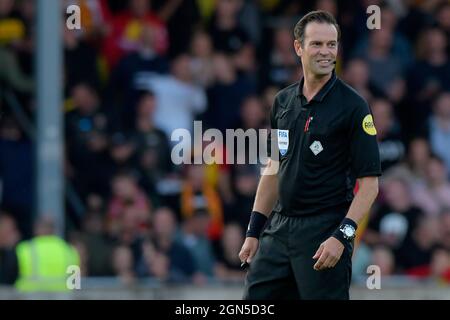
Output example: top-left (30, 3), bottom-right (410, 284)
top-left (362, 114), bottom-right (377, 135)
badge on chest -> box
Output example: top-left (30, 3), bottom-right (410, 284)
top-left (309, 140), bottom-right (323, 156)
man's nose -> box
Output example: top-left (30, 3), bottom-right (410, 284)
top-left (319, 46), bottom-right (331, 56)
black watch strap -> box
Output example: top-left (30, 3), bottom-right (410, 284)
top-left (332, 218), bottom-right (357, 245)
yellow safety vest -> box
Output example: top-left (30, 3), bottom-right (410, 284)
top-left (15, 235), bottom-right (80, 292)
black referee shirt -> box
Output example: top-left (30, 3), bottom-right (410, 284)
top-left (269, 71), bottom-right (381, 216)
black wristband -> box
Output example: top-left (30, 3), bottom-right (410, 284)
top-left (341, 217), bottom-right (358, 230)
top-left (332, 218), bottom-right (358, 245)
top-left (246, 211), bottom-right (268, 238)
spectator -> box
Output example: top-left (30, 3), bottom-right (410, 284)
top-left (65, 83), bottom-right (108, 144)
top-left (75, 211), bottom-right (114, 276)
top-left (353, 27), bottom-right (405, 100)
top-left (0, 117), bottom-right (33, 239)
top-left (396, 215), bottom-right (440, 275)
top-left (214, 223), bottom-right (246, 282)
top-left (412, 155), bottom-right (450, 216)
top-left (206, 53), bottom-right (255, 132)
top-left (63, 27), bottom-right (101, 94)
top-left (106, 171), bottom-right (152, 243)
top-left (13, 0), bottom-right (34, 58)
top-left (438, 209), bottom-right (450, 251)
top-left (397, 0), bottom-right (435, 45)
top-left (108, 131), bottom-right (139, 174)
top-left (342, 58), bottom-right (381, 102)
top-left (315, 0), bottom-right (338, 18)
top-left (64, 0), bottom-right (112, 40)
top-left (149, 207), bottom-right (197, 282)
top-left (262, 25), bottom-right (298, 88)
top-left (371, 99), bottom-right (406, 171)
top-left (68, 233), bottom-right (89, 278)
top-left (108, 25), bottom-right (170, 129)
top-left (232, 43), bottom-right (257, 86)
top-left (208, 0), bottom-right (249, 54)
top-left (429, 247), bottom-right (450, 283)
top-left (0, 0), bottom-right (26, 46)
top-left (101, 0), bottom-right (169, 69)
top-left (0, 47), bottom-right (33, 93)
top-left (365, 176), bottom-right (424, 253)
top-left (139, 54), bottom-right (207, 141)
top-left (351, 3), bottom-right (413, 70)
top-left (180, 164), bottom-right (224, 242)
top-left (385, 137), bottom-right (431, 187)
top-left (136, 238), bottom-right (170, 281)
top-left (178, 209), bottom-right (217, 280)
top-left (112, 245), bottom-right (136, 286)
top-left (371, 245), bottom-right (395, 276)
top-left (151, 0), bottom-right (201, 58)
top-left (189, 29), bottom-right (215, 88)
top-left (407, 27), bottom-right (450, 130)
top-left (133, 91), bottom-right (172, 192)
top-left (227, 165), bottom-right (259, 231)
top-left (261, 85), bottom-right (280, 115)
top-left (65, 83), bottom-right (112, 198)
top-left (237, 0), bottom-right (262, 47)
top-left (234, 95), bottom-right (266, 139)
top-left (238, 95), bottom-right (266, 135)
top-left (0, 214), bottom-right (20, 285)
top-left (405, 138), bottom-right (432, 183)
top-left (428, 92), bottom-right (450, 173)
top-left (435, 3), bottom-right (450, 55)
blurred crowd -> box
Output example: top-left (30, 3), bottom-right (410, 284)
top-left (1, 0), bottom-right (450, 286)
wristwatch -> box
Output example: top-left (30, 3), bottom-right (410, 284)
top-left (339, 224), bottom-right (356, 241)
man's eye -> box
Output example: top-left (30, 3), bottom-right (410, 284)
top-left (329, 43), bottom-right (336, 47)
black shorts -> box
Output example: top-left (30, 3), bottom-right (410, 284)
top-left (243, 208), bottom-right (353, 300)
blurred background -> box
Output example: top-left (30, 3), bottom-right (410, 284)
top-left (0, 0), bottom-right (450, 299)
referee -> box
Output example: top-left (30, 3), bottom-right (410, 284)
top-left (239, 10), bottom-right (381, 300)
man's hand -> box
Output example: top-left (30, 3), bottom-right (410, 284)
top-left (239, 237), bottom-right (259, 266)
top-left (312, 237), bottom-right (344, 271)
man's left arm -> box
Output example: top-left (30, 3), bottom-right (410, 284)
top-left (314, 100), bottom-right (381, 271)
top-left (344, 176), bottom-right (379, 225)
top-left (312, 178), bottom-right (378, 271)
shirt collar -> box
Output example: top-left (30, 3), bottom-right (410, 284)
top-left (297, 70), bottom-right (338, 102)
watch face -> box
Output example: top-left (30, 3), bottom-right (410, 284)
top-left (342, 225), bottom-right (355, 238)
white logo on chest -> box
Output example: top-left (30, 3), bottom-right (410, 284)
top-left (309, 140), bottom-right (323, 155)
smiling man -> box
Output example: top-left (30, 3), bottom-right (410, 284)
top-left (239, 11), bottom-right (381, 300)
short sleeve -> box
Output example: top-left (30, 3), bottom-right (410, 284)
top-left (266, 95), bottom-right (279, 160)
top-left (348, 100), bottom-right (382, 178)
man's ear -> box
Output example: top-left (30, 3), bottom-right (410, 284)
top-left (294, 39), bottom-right (302, 57)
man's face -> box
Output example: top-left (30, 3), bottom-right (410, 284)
top-left (294, 22), bottom-right (338, 76)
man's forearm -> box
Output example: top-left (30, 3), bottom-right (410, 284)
top-left (345, 176), bottom-right (379, 225)
top-left (252, 162), bottom-right (279, 217)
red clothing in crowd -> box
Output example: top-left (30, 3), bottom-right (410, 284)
top-left (102, 7), bottom-right (168, 68)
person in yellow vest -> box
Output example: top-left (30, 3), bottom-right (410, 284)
top-left (14, 216), bottom-right (80, 292)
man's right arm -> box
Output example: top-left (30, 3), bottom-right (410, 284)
top-left (254, 91), bottom-right (280, 216)
top-left (239, 159), bottom-right (278, 266)
top-left (252, 159), bottom-right (279, 217)
top-left (239, 93), bottom-right (280, 266)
